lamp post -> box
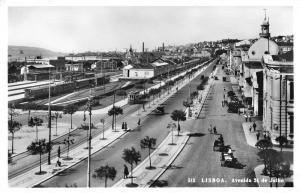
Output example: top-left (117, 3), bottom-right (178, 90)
top-left (87, 88), bottom-right (93, 187)
top-left (47, 68), bottom-right (52, 165)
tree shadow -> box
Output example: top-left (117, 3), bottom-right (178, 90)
top-left (145, 166), bottom-right (156, 170)
top-left (187, 132), bottom-right (206, 137)
top-left (35, 171), bottom-right (47, 175)
top-left (167, 164), bottom-right (184, 170)
top-left (125, 183), bottom-right (138, 187)
top-left (149, 180), bottom-right (168, 187)
top-left (158, 153), bottom-right (169, 156)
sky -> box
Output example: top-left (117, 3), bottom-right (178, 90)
top-left (8, 6), bottom-right (293, 53)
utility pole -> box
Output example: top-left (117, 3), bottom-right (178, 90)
top-left (47, 68), bottom-right (52, 165)
top-left (87, 88), bottom-right (93, 187)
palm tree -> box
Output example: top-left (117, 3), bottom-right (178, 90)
top-left (63, 104), bottom-right (78, 132)
top-left (140, 136), bottom-right (156, 169)
top-left (93, 164), bottom-right (117, 187)
top-left (108, 106), bottom-right (123, 131)
top-left (167, 122), bottom-right (176, 145)
top-left (32, 116), bottom-right (43, 141)
top-left (8, 120), bottom-right (21, 154)
top-left (52, 111), bottom-right (62, 136)
top-left (171, 110), bottom-right (186, 135)
top-left (122, 147), bottom-right (141, 185)
top-left (275, 136), bottom-right (288, 152)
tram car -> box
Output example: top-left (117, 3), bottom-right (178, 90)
top-left (128, 91), bottom-right (148, 104)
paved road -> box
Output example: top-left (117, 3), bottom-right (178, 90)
top-left (153, 65), bottom-right (260, 187)
top-left (37, 62), bottom-right (215, 187)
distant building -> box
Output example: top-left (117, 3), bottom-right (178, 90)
top-left (122, 58), bottom-right (174, 79)
top-left (49, 56), bottom-right (66, 72)
top-left (277, 41), bottom-right (293, 54)
top-left (65, 61), bottom-right (84, 72)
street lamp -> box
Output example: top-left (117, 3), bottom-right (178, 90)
top-left (47, 68), bottom-right (52, 165)
top-left (86, 88), bottom-right (93, 188)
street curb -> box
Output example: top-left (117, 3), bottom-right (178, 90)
top-left (30, 129), bottom-right (130, 187)
top-left (148, 134), bottom-right (190, 187)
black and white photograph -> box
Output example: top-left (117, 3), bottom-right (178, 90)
top-left (1, 0), bottom-right (298, 190)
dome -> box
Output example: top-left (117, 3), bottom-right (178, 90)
top-left (248, 38), bottom-right (279, 61)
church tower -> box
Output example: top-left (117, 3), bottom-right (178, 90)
top-left (259, 9), bottom-right (270, 38)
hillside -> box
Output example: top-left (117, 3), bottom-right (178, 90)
top-left (8, 45), bottom-right (66, 61)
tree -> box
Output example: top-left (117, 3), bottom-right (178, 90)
top-left (167, 122), bottom-right (176, 145)
top-left (255, 139), bottom-right (273, 177)
top-left (171, 110), bottom-right (186, 135)
top-left (275, 136), bottom-right (288, 152)
top-left (93, 164), bottom-right (117, 187)
top-left (8, 120), bottom-right (21, 154)
top-left (140, 136), bottom-right (156, 169)
top-left (63, 105), bottom-right (78, 132)
top-left (108, 106), bottom-right (123, 131)
top-left (27, 139), bottom-right (50, 175)
top-left (122, 147), bottom-right (141, 185)
top-left (52, 111), bottom-right (62, 136)
top-left (32, 116), bottom-right (43, 141)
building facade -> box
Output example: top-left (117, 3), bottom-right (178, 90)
top-left (262, 53), bottom-right (293, 144)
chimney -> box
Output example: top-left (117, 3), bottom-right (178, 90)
top-left (142, 42), bottom-right (144, 53)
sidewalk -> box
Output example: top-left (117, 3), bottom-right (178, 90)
top-left (113, 132), bottom-right (190, 187)
top-left (9, 126), bottom-right (129, 187)
top-left (241, 122), bottom-right (293, 152)
top-left (187, 66), bottom-right (216, 120)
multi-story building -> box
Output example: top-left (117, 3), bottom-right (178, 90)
top-left (262, 51), bottom-right (293, 144)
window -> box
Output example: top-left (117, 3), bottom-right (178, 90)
top-left (145, 71), bottom-right (149, 76)
top-left (135, 72), bottom-right (138, 77)
top-left (290, 81), bottom-right (294, 101)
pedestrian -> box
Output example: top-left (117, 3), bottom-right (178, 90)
top-left (253, 122), bottom-right (256, 132)
top-left (249, 125), bottom-right (252, 132)
top-left (56, 159), bottom-right (61, 167)
top-left (57, 146), bottom-right (61, 158)
top-left (213, 126), bottom-right (217, 134)
top-left (137, 118), bottom-right (141, 126)
top-left (264, 133), bottom-right (267, 139)
top-left (256, 132), bottom-right (260, 141)
top-left (245, 115), bottom-right (248, 122)
top-left (122, 122), bottom-right (125, 130)
top-left (125, 122), bottom-right (128, 131)
top-left (221, 100), bottom-right (224, 107)
top-left (123, 164), bottom-right (129, 179)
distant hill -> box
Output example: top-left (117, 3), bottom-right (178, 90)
top-left (8, 45), bottom-right (67, 61)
